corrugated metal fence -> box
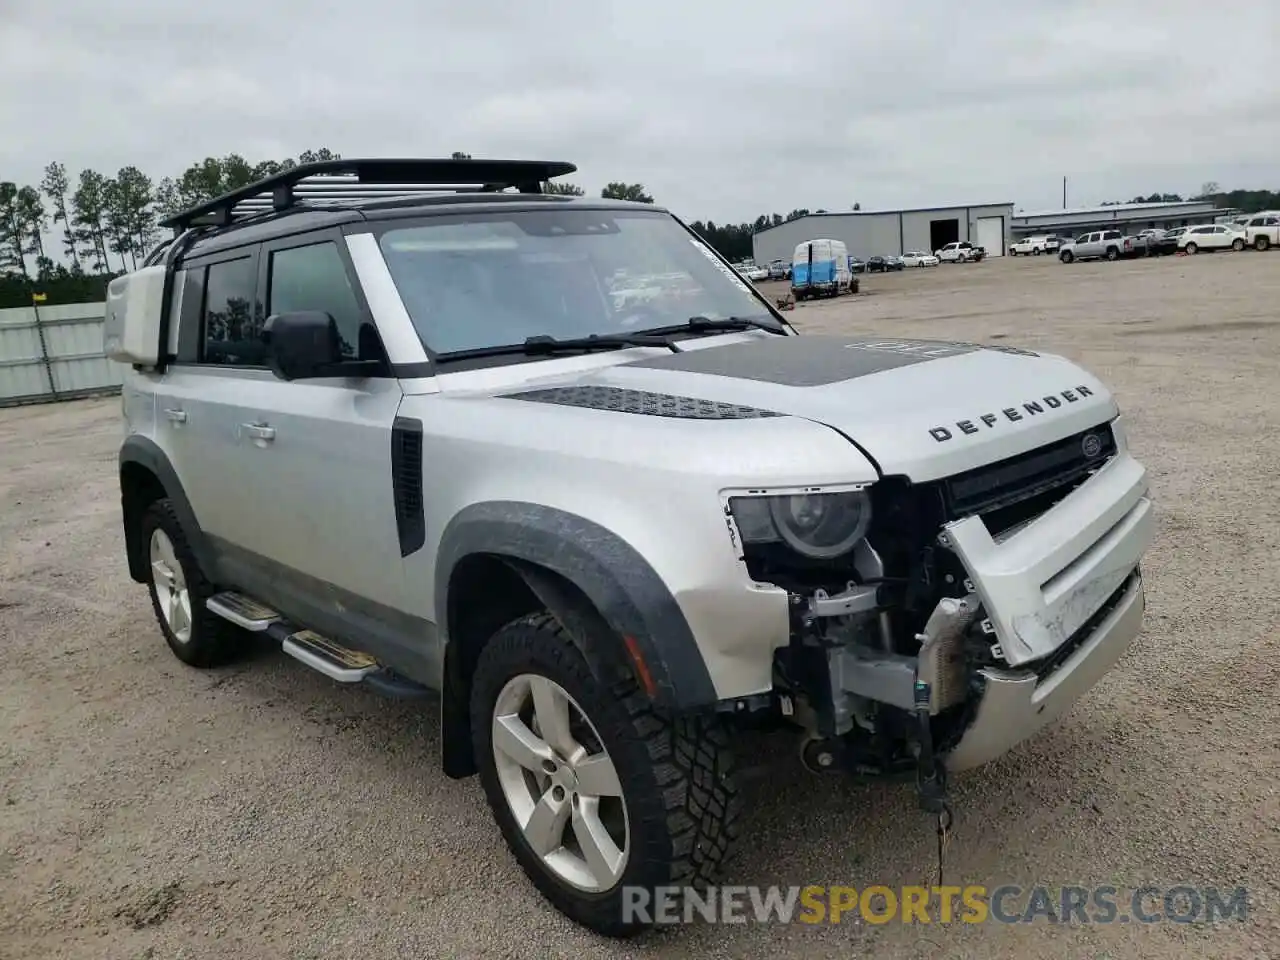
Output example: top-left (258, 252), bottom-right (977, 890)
top-left (0, 301), bottom-right (124, 407)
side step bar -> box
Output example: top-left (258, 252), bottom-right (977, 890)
top-left (205, 591), bottom-right (431, 698)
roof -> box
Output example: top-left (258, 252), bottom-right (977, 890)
top-left (752, 202), bottom-right (1015, 236)
top-left (1012, 200), bottom-right (1215, 219)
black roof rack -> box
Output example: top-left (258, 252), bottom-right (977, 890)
top-left (160, 157), bottom-right (578, 232)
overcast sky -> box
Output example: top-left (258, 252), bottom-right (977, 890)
top-left (2, 1), bottom-right (1276, 223)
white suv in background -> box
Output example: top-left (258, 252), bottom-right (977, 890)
top-left (1243, 212), bottom-right (1280, 251)
top-left (1178, 224), bottom-right (1246, 254)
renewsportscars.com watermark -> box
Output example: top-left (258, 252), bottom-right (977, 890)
top-left (622, 884), bottom-right (1250, 926)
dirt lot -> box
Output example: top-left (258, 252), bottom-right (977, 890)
top-left (3, 253), bottom-right (1278, 959)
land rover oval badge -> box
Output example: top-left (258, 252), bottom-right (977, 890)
top-left (1081, 433), bottom-right (1103, 458)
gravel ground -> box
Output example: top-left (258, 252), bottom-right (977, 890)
top-left (2, 252), bottom-right (1278, 959)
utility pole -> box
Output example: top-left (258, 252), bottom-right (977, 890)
top-left (1063, 176), bottom-right (1068, 209)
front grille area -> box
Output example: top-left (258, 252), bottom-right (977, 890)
top-left (940, 422), bottom-right (1117, 535)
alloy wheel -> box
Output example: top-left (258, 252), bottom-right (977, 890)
top-left (491, 673), bottom-right (629, 892)
top-left (149, 528), bottom-right (192, 644)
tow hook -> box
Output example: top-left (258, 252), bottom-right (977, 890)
top-left (912, 678), bottom-right (948, 813)
top-left (914, 678), bottom-right (955, 886)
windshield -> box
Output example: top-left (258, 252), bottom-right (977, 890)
top-left (376, 208), bottom-right (774, 355)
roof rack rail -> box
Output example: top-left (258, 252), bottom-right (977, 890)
top-left (159, 157), bottom-right (578, 232)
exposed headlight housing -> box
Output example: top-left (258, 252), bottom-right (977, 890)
top-left (729, 490), bottom-right (872, 560)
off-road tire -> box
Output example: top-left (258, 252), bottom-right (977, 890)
top-left (470, 612), bottom-right (741, 937)
top-left (140, 499), bottom-right (244, 668)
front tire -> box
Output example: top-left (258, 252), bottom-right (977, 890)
top-left (470, 613), bottom-right (740, 937)
top-left (141, 499), bottom-right (242, 668)
top-left (1060, 250), bottom-right (1074, 263)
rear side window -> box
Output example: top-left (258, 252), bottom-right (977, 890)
top-left (268, 242), bottom-right (378, 361)
top-left (1103, 231), bottom-right (1122, 240)
top-left (201, 256), bottom-right (262, 366)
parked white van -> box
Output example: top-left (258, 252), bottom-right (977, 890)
top-left (791, 239), bottom-right (853, 300)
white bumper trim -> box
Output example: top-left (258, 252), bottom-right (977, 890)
top-left (942, 450), bottom-right (1154, 666)
top-left (946, 570), bottom-right (1145, 771)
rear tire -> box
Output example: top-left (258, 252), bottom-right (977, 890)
top-left (1256, 236), bottom-right (1271, 251)
top-left (1185, 242), bottom-right (1198, 255)
top-left (470, 613), bottom-right (741, 937)
top-left (1105, 247), bottom-right (1119, 261)
top-left (1033, 248), bottom-right (1041, 256)
top-left (1232, 238), bottom-right (1245, 251)
top-left (141, 499), bottom-right (243, 668)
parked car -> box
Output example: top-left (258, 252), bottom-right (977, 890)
top-left (884, 255), bottom-right (905, 271)
top-left (792, 238), bottom-right (854, 299)
top-left (1042, 236), bottom-right (1064, 253)
top-left (901, 250), bottom-right (939, 268)
top-left (1142, 229), bottom-right (1180, 257)
top-left (768, 259), bottom-right (792, 281)
top-left (736, 262), bottom-right (770, 281)
top-left (1009, 235), bottom-right (1053, 256)
top-left (1244, 212), bottom-right (1280, 251)
top-left (935, 241), bottom-right (985, 263)
top-left (847, 256), bottom-right (866, 274)
top-left (1178, 223), bottom-right (1246, 255)
top-left (1058, 230), bottom-right (1142, 263)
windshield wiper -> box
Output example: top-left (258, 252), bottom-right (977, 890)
top-left (436, 332), bottom-right (681, 362)
top-left (639, 315), bottom-right (790, 338)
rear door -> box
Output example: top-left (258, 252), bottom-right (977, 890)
top-left (159, 245), bottom-right (265, 550)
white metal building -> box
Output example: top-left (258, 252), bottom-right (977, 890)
top-left (751, 202), bottom-right (1016, 264)
top-left (1009, 201), bottom-right (1239, 240)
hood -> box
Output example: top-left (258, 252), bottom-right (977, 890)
top-left (526, 334), bottom-right (1119, 481)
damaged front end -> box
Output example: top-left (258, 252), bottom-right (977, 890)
top-left (735, 420), bottom-right (1153, 810)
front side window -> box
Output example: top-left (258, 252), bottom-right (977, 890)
top-left (201, 256), bottom-right (261, 366)
top-left (268, 242), bottom-right (380, 361)
top-left (376, 209), bottom-right (773, 355)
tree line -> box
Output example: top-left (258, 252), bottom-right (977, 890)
top-left (2, 150), bottom-right (1276, 309)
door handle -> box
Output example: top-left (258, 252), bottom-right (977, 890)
top-left (241, 422), bottom-right (276, 443)
top-left (164, 408), bottom-right (187, 423)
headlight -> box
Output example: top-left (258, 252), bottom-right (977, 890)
top-left (729, 490), bottom-right (872, 559)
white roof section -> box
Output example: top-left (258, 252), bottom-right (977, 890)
top-left (1014, 200), bottom-right (1214, 219)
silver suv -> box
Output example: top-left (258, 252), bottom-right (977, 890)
top-left (106, 158), bottom-right (1154, 937)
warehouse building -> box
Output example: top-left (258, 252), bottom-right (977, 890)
top-left (751, 202), bottom-right (1016, 264)
top-left (1009, 200), bottom-right (1239, 241)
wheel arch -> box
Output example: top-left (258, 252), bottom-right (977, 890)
top-left (119, 436), bottom-right (213, 583)
top-left (435, 501), bottom-right (718, 778)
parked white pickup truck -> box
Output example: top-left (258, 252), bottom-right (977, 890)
top-left (1244, 212), bottom-right (1280, 251)
top-left (1009, 235), bottom-right (1053, 256)
top-left (936, 241), bottom-right (986, 263)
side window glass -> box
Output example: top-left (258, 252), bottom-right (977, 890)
top-left (268, 242), bottom-right (377, 362)
top-left (201, 257), bottom-right (262, 366)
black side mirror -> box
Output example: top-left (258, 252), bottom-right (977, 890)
top-left (262, 311), bottom-right (343, 381)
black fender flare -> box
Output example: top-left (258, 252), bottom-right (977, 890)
top-left (119, 435), bottom-right (215, 581)
top-left (434, 501), bottom-right (718, 713)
